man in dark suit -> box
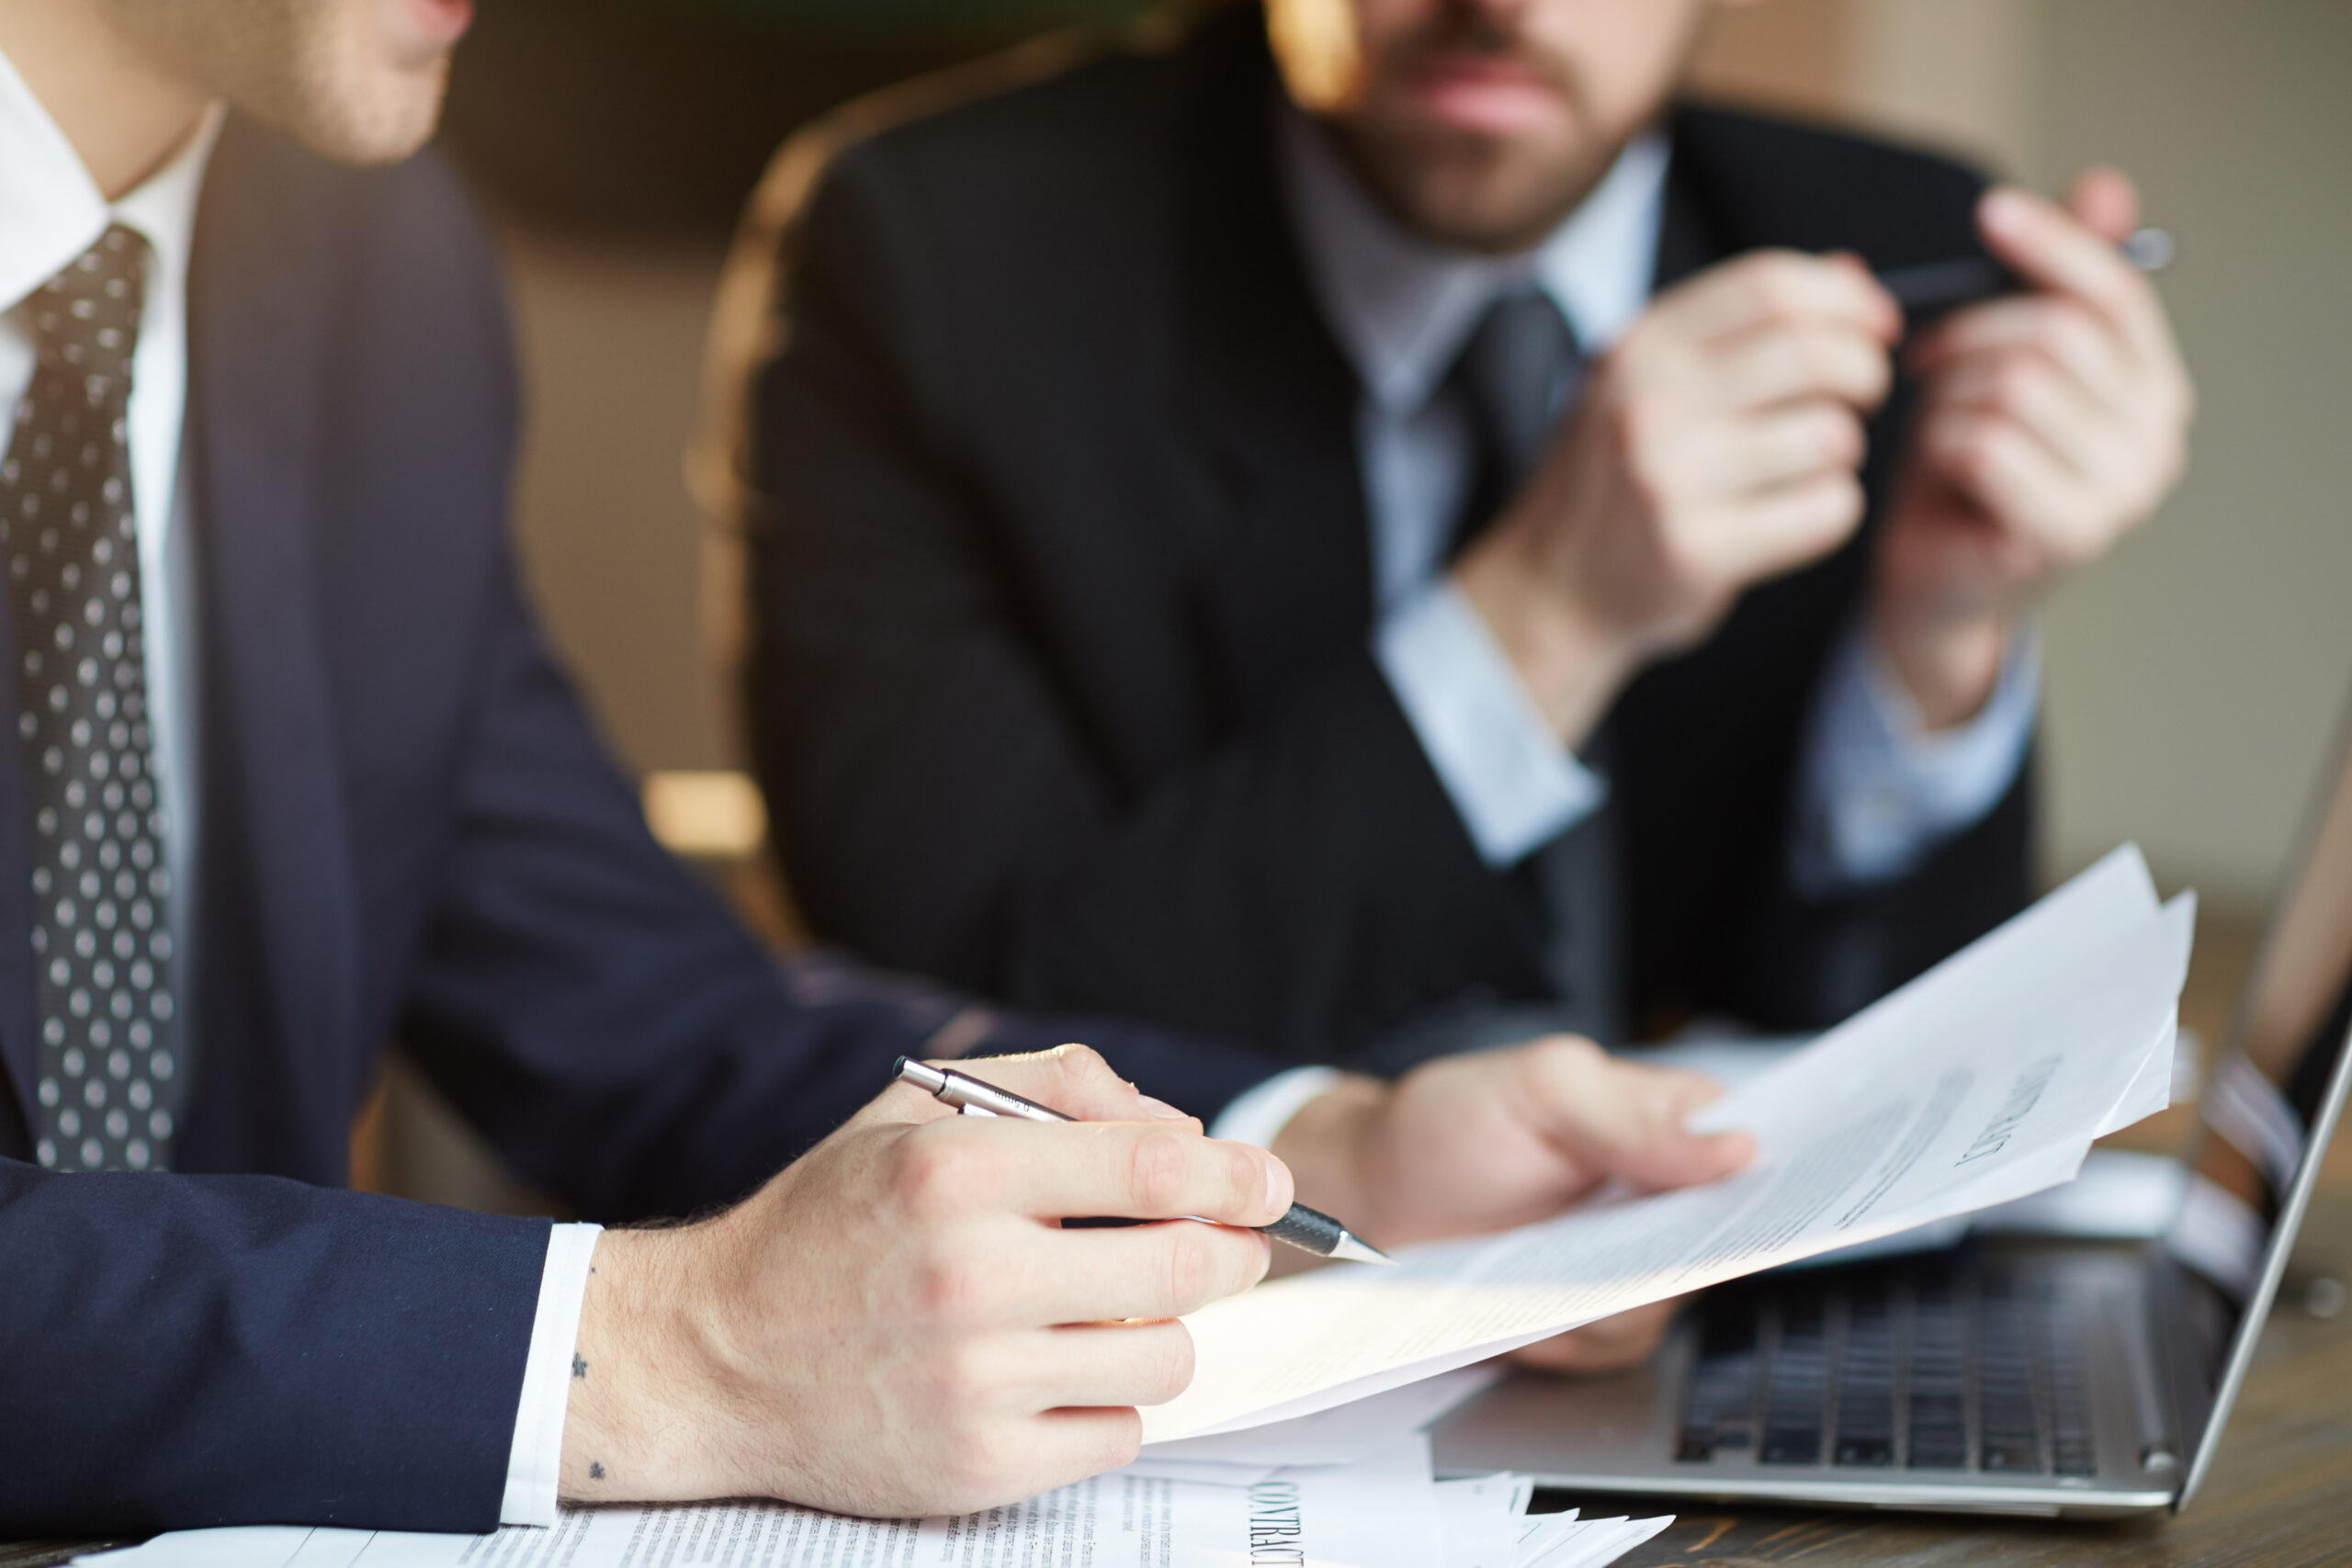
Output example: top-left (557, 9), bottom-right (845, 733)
top-left (0, 0), bottom-right (1755, 1537)
top-left (740, 0), bottom-right (2191, 1067)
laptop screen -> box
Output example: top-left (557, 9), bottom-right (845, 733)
top-left (2172, 694), bottom-right (2352, 1503)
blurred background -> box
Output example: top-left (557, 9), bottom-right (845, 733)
top-left (362, 0), bottom-right (2352, 1204)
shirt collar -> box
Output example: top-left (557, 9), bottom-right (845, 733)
top-left (0, 44), bottom-right (223, 319)
top-left (1279, 101), bottom-right (1670, 414)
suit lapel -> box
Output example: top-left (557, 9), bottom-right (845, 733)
top-left (1170, 13), bottom-right (1373, 727)
top-left (178, 121), bottom-right (358, 1170)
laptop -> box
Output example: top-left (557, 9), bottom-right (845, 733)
top-left (1431, 691), bottom-right (2352, 1518)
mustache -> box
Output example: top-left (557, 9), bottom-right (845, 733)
top-left (1376, 9), bottom-right (1573, 91)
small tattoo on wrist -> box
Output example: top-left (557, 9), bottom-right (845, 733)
top-left (572, 1354), bottom-right (589, 1379)
top-left (589, 1461), bottom-right (605, 1481)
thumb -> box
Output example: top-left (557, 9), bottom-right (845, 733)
top-left (1611, 1071), bottom-right (1756, 1192)
top-left (2066, 165), bottom-right (2139, 244)
top-left (930, 1043), bottom-right (1198, 1126)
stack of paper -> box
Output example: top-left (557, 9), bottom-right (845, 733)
top-left (1136, 846), bottom-right (2191, 1445)
top-left (76, 1437), bottom-right (1668, 1568)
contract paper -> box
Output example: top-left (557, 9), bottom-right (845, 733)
top-left (1138, 846), bottom-right (2193, 1443)
top-left (78, 1440), bottom-right (1444, 1568)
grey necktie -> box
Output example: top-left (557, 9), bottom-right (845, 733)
top-left (1, 224), bottom-right (179, 1171)
top-left (1446, 286), bottom-right (1587, 558)
top-left (1446, 287), bottom-right (1623, 1044)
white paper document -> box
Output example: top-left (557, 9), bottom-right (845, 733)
top-left (1137, 847), bottom-right (2192, 1443)
top-left (81, 1440), bottom-right (1444, 1568)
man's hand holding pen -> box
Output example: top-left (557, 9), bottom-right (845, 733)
top-left (1455, 164), bottom-right (2189, 749)
top-left (550, 1037), bottom-right (1758, 1519)
top-left (557, 1045), bottom-right (1290, 1521)
top-left (1878, 168), bottom-right (2194, 728)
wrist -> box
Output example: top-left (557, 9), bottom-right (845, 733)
top-left (1872, 602), bottom-right (2011, 732)
top-left (1452, 541), bottom-right (1636, 746)
top-left (560, 1224), bottom-right (742, 1504)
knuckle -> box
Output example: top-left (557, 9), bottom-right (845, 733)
top-left (912, 1241), bottom-right (996, 1325)
top-left (1612, 389), bottom-right (1675, 458)
top-left (1227, 1143), bottom-right (1271, 1213)
top-left (890, 1129), bottom-right (980, 1211)
top-left (1126, 1127), bottom-right (1194, 1214)
top-left (1047, 1042), bottom-right (1113, 1090)
top-left (1745, 254), bottom-right (1808, 318)
top-left (928, 1341), bottom-right (1002, 1412)
top-left (1163, 1226), bottom-right (1219, 1309)
top-left (1535, 1033), bottom-right (1604, 1079)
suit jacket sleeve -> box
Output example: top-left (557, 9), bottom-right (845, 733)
top-left (392, 539), bottom-right (1289, 1223)
top-left (0, 1157), bottom-right (549, 1534)
top-left (748, 153), bottom-right (1546, 1060)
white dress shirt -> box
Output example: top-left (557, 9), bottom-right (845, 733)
top-left (0, 50), bottom-right (591, 1527)
top-left (1210, 110), bottom-right (2039, 1152)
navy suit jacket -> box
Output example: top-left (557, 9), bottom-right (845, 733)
top-left (0, 119), bottom-right (1284, 1537)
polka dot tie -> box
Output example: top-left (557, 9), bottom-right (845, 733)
top-left (0, 224), bottom-right (176, 1172)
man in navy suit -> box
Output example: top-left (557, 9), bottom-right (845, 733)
top-left (0, 0), bottom-right (1753, 1537)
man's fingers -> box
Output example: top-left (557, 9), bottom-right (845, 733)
top-left (964, 1044), bottom-right (1200, 1125)
top-left (1038, 1220), bottom-right (1272, 1324)
top-left (1926, 354), bottom-right (2120, 490)
top-left (1687, 401), bottom-right (1866, 497)
top-left (1917, 405), bottom-right (2104, 558)
top-left (1023, 1407), bottom-right (1148, 1490)
top-left (903, 1116), bottom-right (1291, 1226)
top-left (1908, 298), bottom-right (2135, 416)
top-left (1511, 1040), bottom-right (1758, 1192)
top-left (1708, 320), bottom-right (1894, 414)
top-left (1649, 249), bottom-right (1900, 349)
top-left (1703, 471), bottom-right (1868, 584)
top-left (1977, 186), bottom-right (2169, 367)
top-left (1020, 1319), bottom-right (1200, 1410)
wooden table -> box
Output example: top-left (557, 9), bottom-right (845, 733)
top-left (1575, 1189), bottom-right (2352, 1568)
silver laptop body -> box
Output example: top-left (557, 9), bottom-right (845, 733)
top-left (1432, 693), bottom-right (2352, 1519)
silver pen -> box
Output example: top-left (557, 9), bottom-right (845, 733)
top-left (1879, 224), bottom-right (2173, 313)
top-left (892, 1057), bottom-right (1394, 1265)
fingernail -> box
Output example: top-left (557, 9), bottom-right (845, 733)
top-left (1982, 188), bottom-right (2031, 236)
top-left (1262, 1155), bottom-right (1294, 1217)
top-left (1137, 1094), bottom-right (1191, 1122)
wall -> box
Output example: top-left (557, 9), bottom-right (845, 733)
top-left (2025, 0), bottom-right (2352, 911)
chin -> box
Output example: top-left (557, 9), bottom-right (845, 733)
top-left (1383, 149), bottom-right (1589, 254)
top-left (289, 62), bottom-right (449, 165)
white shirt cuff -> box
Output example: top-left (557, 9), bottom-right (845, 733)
top-left (1374, 580), bottom-right (1606, 866)
top-left (1209, 1066), bottom-right (1342, 1149)
top-left (1791, 618), bottom-right (2040, 894)
top-left (500, 1221), bottom-right (604, 1526)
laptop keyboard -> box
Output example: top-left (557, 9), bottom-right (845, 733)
top-left (1675, 1258), bottom-right (2098, 1476)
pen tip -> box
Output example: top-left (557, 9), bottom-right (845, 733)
top-left (1330, 1233), bottom-right (1396, 1266)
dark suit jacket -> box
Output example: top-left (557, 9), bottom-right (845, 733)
top-left (0, 119), bottom-right (1284, 1537)
top-left (743, 6), bottom-right (2036, 1065)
